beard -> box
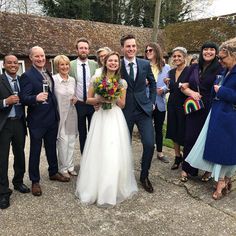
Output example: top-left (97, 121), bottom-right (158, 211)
top-left (78, 53), bottom-right (88, 60)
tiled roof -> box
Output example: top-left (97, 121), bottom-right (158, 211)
top-left (0, 12), bottom-right (235, 57)
top-left (0, 12), bottom-right (163, 57)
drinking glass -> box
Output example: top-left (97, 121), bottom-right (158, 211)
top-left (42, 79), bottom-right (49, 104)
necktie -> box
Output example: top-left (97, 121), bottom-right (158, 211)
top-left (12, 79), bottom-right (23, 118)
top-left (82, 63), bottom-right (87, 102)
top-left (129, 62), bottom-right (134, 80)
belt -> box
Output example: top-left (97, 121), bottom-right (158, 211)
top-left (7, 117), bottom-right (20, 120)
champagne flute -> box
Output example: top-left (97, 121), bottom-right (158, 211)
top-left (42, 79), bottom-right (49, 104)
top-left (13, 87), bottom-right (21, 105)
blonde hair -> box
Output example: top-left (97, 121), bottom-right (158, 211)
top-left (219, 37), bottom-right (236, 58)
top-left (53, 55), bottom-right (70, 73)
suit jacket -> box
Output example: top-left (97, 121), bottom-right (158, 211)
top-left (121, 58), bottom-right (156, 119)
top-left (69, 59), bottom-right (98, 81)
top-left (0, 73), bottom-right (26, 133)
top-left (19, 66), bottom-right (59, 129)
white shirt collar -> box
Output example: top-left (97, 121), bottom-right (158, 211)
top-left (124, 57), bottom-right (136, 66)
top-left (77, 58), bottom-right (89, 66)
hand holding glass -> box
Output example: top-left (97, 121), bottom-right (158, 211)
top-left (42, 79), bottom-right (49, 104)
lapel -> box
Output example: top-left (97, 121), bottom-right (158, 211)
top-left (1, 73), bottom-right (13, 94)
top-left (224, 65), bottom-right (236, 85)
top-left (135, 58), bottom-right (141, 84)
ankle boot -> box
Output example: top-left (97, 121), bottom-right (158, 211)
top-left (171, 155), bottom-right (183, 170)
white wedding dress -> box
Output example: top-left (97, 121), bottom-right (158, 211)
top-left (75, 98), bottom-right (138, 207)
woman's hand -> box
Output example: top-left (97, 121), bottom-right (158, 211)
top-left (190, 91), bottom-right (202, 101)
top-left (157, 87), bottom-right (164, 95)
top-left (70, 96), bottom-right (78, 105)
top-left (163, 78), bottom-right (170, 85)
top-left (214, 85), bottom-right (221, 93)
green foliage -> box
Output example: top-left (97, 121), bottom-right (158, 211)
top-left (38, 0), bottom-right (193, 27)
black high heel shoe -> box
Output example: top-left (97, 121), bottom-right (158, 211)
top-left (171, 155), bottom-right (183, 170)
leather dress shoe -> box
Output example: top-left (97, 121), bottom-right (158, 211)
top-left (0, 190), bottom-right (12, 210)
top-left (140, 177), bottom-right (154, 193)
top-left (0, 195), bottom-right (10, 209)
top-left (32, 183), bottom-right (42, 196)
top-left (14, 183), bottom-right (30, 193)
top-left (49, 173), bottom-right (70, 182)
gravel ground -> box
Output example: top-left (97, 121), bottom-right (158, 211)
top-left (1, 135), bottom-right (236, 236)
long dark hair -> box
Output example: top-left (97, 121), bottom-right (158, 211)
top-left (145, 42), bottom-right (165, 72)
top-left (198, 41), bottom-right (220, 77)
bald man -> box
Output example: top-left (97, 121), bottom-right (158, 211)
top-left (20, 46), bottom-right (70, 197)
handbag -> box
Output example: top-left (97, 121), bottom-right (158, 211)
top-left (183, 96), bottom-right (204, 114)
top-left (183, 68), bottom-right (204, 115)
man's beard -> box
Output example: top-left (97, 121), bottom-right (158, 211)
top-left (78, 53), bottom-right (88, 60)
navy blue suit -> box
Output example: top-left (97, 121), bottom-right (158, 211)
top-left (20, 66), bottom-right (59, 183)
top-left (0, 73), bottom-right (26, 195)
top-left (121, 58), bottom-right (156, 180)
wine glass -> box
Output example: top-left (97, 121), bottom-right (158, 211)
top-left (13, 88), bottom-right (21, 105)
top-left (42, 79), bottom-right (49, 104)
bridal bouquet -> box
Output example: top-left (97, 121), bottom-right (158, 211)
top-left (93, 75), bottom-right (123, 110)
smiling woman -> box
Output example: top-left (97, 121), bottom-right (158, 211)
top-left (180, 41), bottom-right (222, 182)
top-left (185, 37), bottom-right (236, 200)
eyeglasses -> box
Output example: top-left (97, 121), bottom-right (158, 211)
top-left (216, 55), bottom-right (228, 61)
top-left (145, 49), bottom-right (153, 53)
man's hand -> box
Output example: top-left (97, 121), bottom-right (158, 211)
top-left (5, 95), bottom-right (20, 105)
top-left (36, 92), bottom-right (48, 102)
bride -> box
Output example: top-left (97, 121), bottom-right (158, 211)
top-left (75, 51), bottom-right (138, 207)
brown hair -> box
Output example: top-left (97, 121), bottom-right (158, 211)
top-left (102, 51), bottom-right (121, 76)
top-left (145, 42), bottom-right (165, 72)
top-left (120, 34), bottom-right (135, 47)
top-left (75, 37), bottom-right (90, 49)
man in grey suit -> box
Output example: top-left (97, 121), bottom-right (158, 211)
top-left (120, 34), bottom-right (156, 193)
top-left (70, 38), bottom-right (98, 154)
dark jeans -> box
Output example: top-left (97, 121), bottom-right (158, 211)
top-left (153, 107), bottom-right (166, 152)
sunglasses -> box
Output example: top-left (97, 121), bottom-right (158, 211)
top-left (145, 49), bottom-right (153, 53)
top-left (216, 55), bottom-right (228, 61)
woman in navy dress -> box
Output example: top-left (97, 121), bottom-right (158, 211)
top-left (165, 47), bottom-right (189, 170)
top-left (180, 42), bottom-right (221, 181)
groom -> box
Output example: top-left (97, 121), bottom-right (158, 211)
top-left (120, 34), bottom-right (156, 193)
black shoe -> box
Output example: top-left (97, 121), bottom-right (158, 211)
top-left (140, 177), bottom-right (154, 193)
top-left (0, 195), bottom-right (10, 209)
top-left (14, 183), bottom-right (30, 193)
top-left (171, 155), bottom-right (183, 170)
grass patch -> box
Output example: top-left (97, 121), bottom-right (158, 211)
top-left (163, 123), bottom-right (174, 149)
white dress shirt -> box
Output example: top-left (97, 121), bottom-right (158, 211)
top-left (124, 57), bottom-right (137, 81)
top-left (75, 59), bottom-right (91, 101)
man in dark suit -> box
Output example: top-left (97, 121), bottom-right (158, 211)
top-left (20, 46), bottom-right (69, 197)
top-left (120, 34), bottom-right (156, 193)
top-left (69, 38), bottom-right (98, 154)
top-left (0, 55), bottom-right (30, 209)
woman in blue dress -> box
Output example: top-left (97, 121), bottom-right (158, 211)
top-left (186, 37), bottom-right (236, 200)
